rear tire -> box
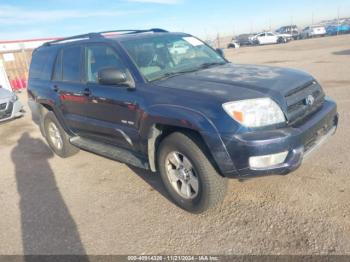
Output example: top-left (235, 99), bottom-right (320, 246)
top-left (157, 132), bottom-right (228, 213)
top-left (43, 111), bottom-right (79, 158)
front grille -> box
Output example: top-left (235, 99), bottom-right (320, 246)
top-left (285, 81), bottom-right (325, 125)
top-left (0, 102), bottom-right (13, 120)
top-left (0, 102), bottom-right (7, 110)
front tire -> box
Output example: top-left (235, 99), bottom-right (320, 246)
top-left (157, 132), bottom-right (228, 213)
top-left (43, 111), bottom-right (79, 158)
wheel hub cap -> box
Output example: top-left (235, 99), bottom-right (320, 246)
top-left (165, 151), bottom-right (199, 199)
top-left (48, 122), bottom-right (63, 150)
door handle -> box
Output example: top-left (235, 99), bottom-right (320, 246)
top-left (82, 88), bottom-right (91, 96)
top-left (52, 85), bottom-right (59, 92)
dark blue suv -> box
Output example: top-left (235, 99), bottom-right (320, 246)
top-left (28, 29), bottom-right (338, 212)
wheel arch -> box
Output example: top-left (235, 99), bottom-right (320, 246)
top-left (140, 105), bottom-right (237, 176)
top-left (36, 99), bottom-right (74, 137)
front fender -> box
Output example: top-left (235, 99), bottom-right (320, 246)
top-left (139, 104), bottom-right (237, 176)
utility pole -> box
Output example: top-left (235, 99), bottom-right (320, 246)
top-left (337, 6), bottom-right (340, 36)
top-left (217, 32), bottom-right (220, 48)
top-left (312, 12), bottom-right (314, 25)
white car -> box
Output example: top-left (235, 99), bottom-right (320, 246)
top-left (227, 40), bottom-right (240, 49)
top-left (250, 32), bottom-right (287, 45)
top-left (0, 88), bottom-right (24, 122)
top-left (301, 25), bottom-right (326, 38)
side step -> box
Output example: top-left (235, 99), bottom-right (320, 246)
top-left (70, 136), bottom-right (149, 170)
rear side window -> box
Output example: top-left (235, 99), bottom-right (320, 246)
top-left (62, 46), bottom-right (82, 82)
top-left (52, 50), bottom-right (62, 81)
top-left (29, 48), bottom-right (55, 80)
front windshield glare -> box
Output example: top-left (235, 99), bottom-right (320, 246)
top-left (121, 35), bottom-right (226, 81)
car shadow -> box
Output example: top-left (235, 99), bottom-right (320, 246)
top-left (11, 132), bottom-right (88, 260)
top-left (333, 49), bottom-right (350, 55)
top-left (127, 165), bottom-right (173, 203)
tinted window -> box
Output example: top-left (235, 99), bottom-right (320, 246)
top-left (85, 45), bottom-right (126, 83)
top-left (52, 50), bottom-right (62, 81)
top-left (29, 48), bottom-right (55, 80)
top-left (62, 46), bottom-right (82, 82)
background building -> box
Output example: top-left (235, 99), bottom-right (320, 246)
top-left (0, 37), bottom-right (58, 91)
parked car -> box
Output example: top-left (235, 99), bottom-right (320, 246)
top-left (326, 24), bottom-right (350, 35)
top-left (276, 25), bottom-right (300, 40)
top-left (227, 39), bottom-right (240, 49)
top-left (301, 25), bottom-right (326, 38)
top-left (28, 29), bottom-right (338, 213)
top-left (0, 87), bottom-right (23, 122)
top-left (169, 42), bottom-right (189, 54)
top-left (235, 34), bottom-right (254, 46)
top-left (250, 32), bottom-right (289, 45)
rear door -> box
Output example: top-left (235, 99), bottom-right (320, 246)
top-left (257, 33), bottom-right (267, 44)
top-left (52, 45), bottom-right (89, 134)
top-left (266, 32), bottom-right (277, 43)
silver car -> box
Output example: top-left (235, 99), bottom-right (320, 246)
top-left (0, 88), bottom-right (24, 122)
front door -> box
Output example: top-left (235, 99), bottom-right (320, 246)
top-left (77, 44), bottom-right (141, 150)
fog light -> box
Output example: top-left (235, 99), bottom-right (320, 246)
top-left (249, 151), bottom-right (288, 169)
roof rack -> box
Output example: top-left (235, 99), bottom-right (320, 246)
top-left (43, 28), bottom-right (168, 46)
top-left (99, 28), bottom-right (168, 35)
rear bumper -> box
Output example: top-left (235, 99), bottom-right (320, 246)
top-left (218, 98), bottom-right (338, 178)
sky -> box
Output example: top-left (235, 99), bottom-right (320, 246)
top-left (1, 0), bottom-right (350, 40)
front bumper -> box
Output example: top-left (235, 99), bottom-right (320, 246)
top-left (0, 99), bottom-right (23, 122)
top-left (220, 98), bottom-right (338, 178)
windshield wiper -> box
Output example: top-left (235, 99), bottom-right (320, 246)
top-left (151, 68), bottom-right (202, 81)
top-left (197, 62), bottom-right (226, 69)
top-left (151, 62), bottom-right (226, 82)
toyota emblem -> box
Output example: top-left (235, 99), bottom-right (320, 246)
top-left (305, 95), bottom-right (315, 106)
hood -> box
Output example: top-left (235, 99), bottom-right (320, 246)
top-left (0, 88), bottom-right (13, 100)
top-left (154, 63), bottom-right (315, 104)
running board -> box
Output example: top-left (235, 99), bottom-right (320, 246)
top-left (70, 136), bottom-right (149, 170)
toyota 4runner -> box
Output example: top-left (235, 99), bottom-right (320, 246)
top-left (28, 29), bottom-right (338, 213)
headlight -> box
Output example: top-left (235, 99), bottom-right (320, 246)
top-left (222, 98), bottom-right (286, 127)
top-left (11, 93), bottom-right (18, 102)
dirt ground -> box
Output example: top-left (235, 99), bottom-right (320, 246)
top-left (0, 35), bottom-right (350, 255)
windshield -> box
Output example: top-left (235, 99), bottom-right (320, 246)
top-left (120, 34), bottom-right (226, 81)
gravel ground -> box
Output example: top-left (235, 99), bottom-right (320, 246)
top-left (0, 35), bottom-right (349, 255)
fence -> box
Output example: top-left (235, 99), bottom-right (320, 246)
top-left (0, 49), bottom-right (32, 91)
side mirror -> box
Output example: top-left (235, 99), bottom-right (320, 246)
top-left (216, 48), bottom-right (224, 57)
top-left (98, 68), bottom-right (134, 88)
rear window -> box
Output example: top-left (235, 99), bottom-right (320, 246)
top-left (29, 48), bottom-right (55, 80)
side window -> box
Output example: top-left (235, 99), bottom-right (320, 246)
top-left (29, 49), bottom-right (56, 80)
top-left (62, 46), bottom-right (82, 82)
top-left (52, 50), bottom-right (62, 81)
top-left (85, 45), bottom-right (126, 83)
